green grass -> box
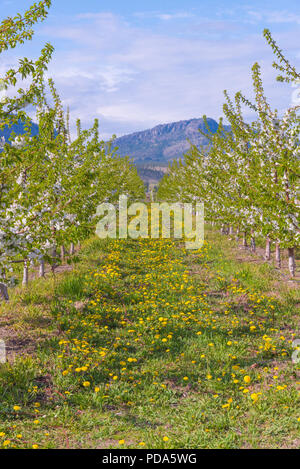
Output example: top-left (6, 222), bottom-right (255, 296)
top-left (0, 228), bottom-right (299, 449)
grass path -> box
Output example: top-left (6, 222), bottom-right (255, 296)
top-left (0, 229), bottom-right (299, 449)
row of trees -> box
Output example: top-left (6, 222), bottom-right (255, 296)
top-left (158, 31), bottom-right (299, 276)
top-left (0, 1), bottom-right (145, 300)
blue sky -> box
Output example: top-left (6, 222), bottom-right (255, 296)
top-left (1, 0), bottom-right (300, 138)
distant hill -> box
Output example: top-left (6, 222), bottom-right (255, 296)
top-left (112, 117), bottom-right (225, 164)
top-left (136, 164), bottom-right (169, 184)
top-left (0, 120), bottom-right (39, 142)
top-left (1, 117), bottom-right (226, 184)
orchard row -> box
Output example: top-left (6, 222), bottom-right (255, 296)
top-left (0, 1), bottom-right (145, 300)
top-left (158, 31), bottom-right (299, 277)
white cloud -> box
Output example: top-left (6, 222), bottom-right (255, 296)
top-left (156, 13), bottom-right (194, 21)
top-left (32, 10), bottom-right (298, 138)
top-left (133, 11), bottom-right (194, 21)
top-left (246, 9), bottom-right (300, 25)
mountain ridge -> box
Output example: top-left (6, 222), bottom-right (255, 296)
top-left (0, 120), bottom-right (39, 142)
top-left (112, 117), bottom-right (225, 164)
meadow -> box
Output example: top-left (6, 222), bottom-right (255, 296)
top-left (0, 227), bottom-right (299, 449)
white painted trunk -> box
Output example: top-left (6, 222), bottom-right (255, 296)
top-left (265, 238), bottom-right (271, 261)
top-left (288, 247), bottom-right (295, 277)
top-left (39, 259), bottom-right (45, 278)
top-left (275, 243), bottom-right (281, 269)
top-left (23, 261), bottom-right (29, 286)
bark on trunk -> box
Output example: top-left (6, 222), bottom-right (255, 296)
top-left (275, 242), bottom-right (281, 269)
top-left (288, 247), bottom-right (296, 277)
top-left (229, 226), bottom-right (234, 235)
top-left (242, 232), bottom-right (247, 248)
top-left (51, 245), bottom-right (58, 273)
top-left (265, 237), bottom-right (271, 261)
top-left (61, 245), bottom-right (66, 261)
top-left (251, 236), bottom-right (256, 253)
top-left (39, 259), bottom-right (45, 278)
top-left (70, 242), bottom-right (75, 255)
top-left (0, 283), bottom-right (9, 302)
top-left (52, 245), bottom-right (57, 259)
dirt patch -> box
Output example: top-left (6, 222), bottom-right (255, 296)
top-left (0, 324), bottom-right (49, 362)
top-left (0, 325), bottom-right (36, 361)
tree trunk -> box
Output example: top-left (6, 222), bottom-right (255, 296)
top-left (39, 259), bottom-right (45, 278)
top-left (52, 245), bottom-right (57, 259)
top-left (77, 241), bottom-right (81, 250)
top-left (51, 245), bottom-right (58, 273)
top-left (61, 245), bottom-right (66, 261)
top-left (70, 242), bottom-right (75, 255)
top-left (229, 226), bottom-right (234, 235)
top-left (236, 228), bottom-right (240, 243)
top-left (265, 237), bottom-right (271, 261)
top-left (0, 283), bottom-right (9, 302)
top-left (288, 247), bottom-right (295, 277)
top-left (23, 261), bottom-right (29, 286)
top-left (251, 236), bottom-right (256, 253)
top-left (242, 232), bottom-right (247, 248)
top-left (275, 242), bottom-right (281, 269)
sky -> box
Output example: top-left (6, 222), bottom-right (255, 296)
top-left (1, 0), bottom-right (300, 139)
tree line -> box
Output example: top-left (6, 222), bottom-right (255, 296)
top-left (158, 30), bottom-right (299, 277)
